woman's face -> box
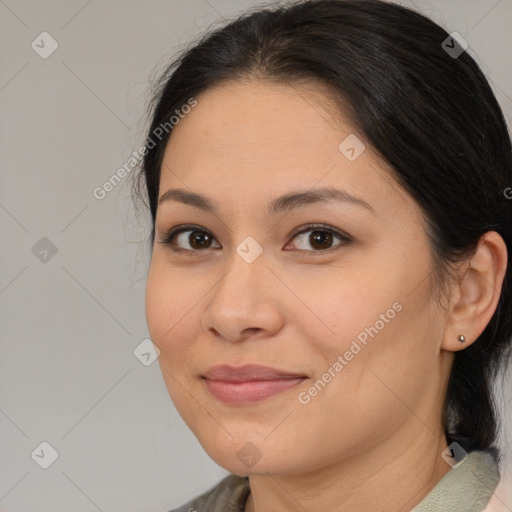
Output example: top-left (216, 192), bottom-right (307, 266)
top-left (145, 80), bottom-right (451, 476)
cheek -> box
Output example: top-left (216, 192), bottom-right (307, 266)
top-left (327, 292), bottom-right (437, 416)
top-left (145, 263), bottom-right (200, 407)
top-left (145, 259), bottom-right (197, 353)
top-left (291, 256), bottom-right (436, 398)
top-left (294, 297), bottom-right (436, 452)
top-left (145, 264), bottom-right (169, 344)
top-left (283, 263), bottom-right (400, 358)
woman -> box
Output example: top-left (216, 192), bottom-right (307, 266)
top-left (133, 0), bottom-right (512, 510)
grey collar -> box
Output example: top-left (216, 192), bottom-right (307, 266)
top-left (170, 449), bottom-right (499, 512)
top-left (412, 450), bottom-right (500, 511)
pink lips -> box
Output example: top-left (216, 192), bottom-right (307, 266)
top-left (202, 364), bottom-right (307, 405)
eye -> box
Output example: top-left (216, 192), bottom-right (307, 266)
top-left (156, 223), bottom-right (351, 254)
top-left (285, 223), bottom-right (351, 253)
top-left (157, 225), bottom-right (221, 253)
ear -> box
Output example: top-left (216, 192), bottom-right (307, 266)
top-left (442, 231), bottom-right (508, 352)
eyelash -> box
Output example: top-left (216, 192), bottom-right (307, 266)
top-left (156, 223), bottom-right (352, 255)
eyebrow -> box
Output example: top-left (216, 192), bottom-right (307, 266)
top-left (158, 186), bottom-right (375, 215)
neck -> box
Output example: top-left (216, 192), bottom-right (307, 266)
top-left (244, 424), bottom-right (451, 512)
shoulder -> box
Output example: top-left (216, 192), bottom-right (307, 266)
top-left (167, 473), bottom-right (250, 512)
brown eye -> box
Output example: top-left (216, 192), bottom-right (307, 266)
top-left (188, 230), bottom-right (214, 249)
top-left (158, 223), bottom-right (351, 254)
top-left (309, 230), bottom-right (334, 250)
top-left (288, 225), bottom-right (350, 252)
top-left (157, 226), bottom-right (221, 252)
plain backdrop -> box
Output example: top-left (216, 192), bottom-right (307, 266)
top-left (1, 1), bottom-right (511, 511)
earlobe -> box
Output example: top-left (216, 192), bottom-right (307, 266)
top-left (441, 231), bottom-right (508, 352)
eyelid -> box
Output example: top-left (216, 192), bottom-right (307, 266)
top-left (156, 223), bottom-right (352, 254)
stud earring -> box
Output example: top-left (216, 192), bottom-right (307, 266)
top-left (457, 335), bottom-right (466, 344)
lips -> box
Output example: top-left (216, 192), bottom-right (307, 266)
top-left (202, 364), bottom-right (307, 405)
top-left (202, 364), bottom-right (307, 381)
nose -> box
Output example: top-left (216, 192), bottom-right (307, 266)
top-left (201, 247), bottom-right (284, 343)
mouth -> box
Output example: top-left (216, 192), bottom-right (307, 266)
top-left (201, 364), bottom-right (308, 405)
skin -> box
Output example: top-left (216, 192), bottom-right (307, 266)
top-left (145, 79), bottom-right (508, 512)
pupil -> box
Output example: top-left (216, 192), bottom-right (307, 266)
top-left (310, 230), bottom-right (332, 249)
top-left (190, 231), bottom-right (211, 249)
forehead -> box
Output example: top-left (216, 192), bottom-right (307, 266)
top-left (158, 80), bottom-right (418, 222)
top-left (164, 79), bottom-right (360, 161)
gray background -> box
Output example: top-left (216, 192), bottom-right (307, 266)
top-left (0, 1), bottom-right (511, 511)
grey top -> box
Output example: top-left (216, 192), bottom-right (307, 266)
top-left (169, 449), bottom-right (499, 512)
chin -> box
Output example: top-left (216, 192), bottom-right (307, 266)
top-left (197, 433), bottom-right (309, 477)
